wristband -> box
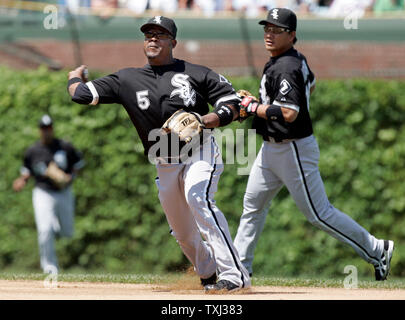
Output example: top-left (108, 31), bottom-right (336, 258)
top-left (214, 104), bottom-right (234, 127)
top-left (265, 105), bottom-right (284, 122)
top-left (68, 77), bottom-right (83, 87)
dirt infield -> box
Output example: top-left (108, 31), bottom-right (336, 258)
top-left (1, 280), bottom-right (405, 300)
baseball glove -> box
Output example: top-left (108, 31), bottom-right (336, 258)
top-left (45, 161), bottom-right (71, 189)
top-left (236, 89), bottom-right (260, 121)
top-left (161, 109), bottom-right (205, 144)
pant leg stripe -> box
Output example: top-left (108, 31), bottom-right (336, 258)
top-left (204, 138), bottom-right (245, 287)
top-left (291, 141), bottom-right (379, 264)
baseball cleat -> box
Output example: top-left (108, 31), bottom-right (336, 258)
top-left (200, 273), bottom-right (217, 286)
top-left (204, 280), bottom-right (240, 293)
top-left (374, 240), bottom-right (394, 281)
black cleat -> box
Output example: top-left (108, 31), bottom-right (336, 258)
top-left (375, 240), bottom-right (394, 281)
top-left (204, 280), bottom-right (240, 293)
top-left (200, 273), bottom-right (217, 286)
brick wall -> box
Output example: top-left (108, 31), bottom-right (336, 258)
top-left (1, 40), bottom-right (405, 79)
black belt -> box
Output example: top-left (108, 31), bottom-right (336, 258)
top-left (263, 136), bottom-right (296, 143)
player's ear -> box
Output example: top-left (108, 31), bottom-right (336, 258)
top-left (171, 39), bottom-right (177, 49)
top-left (289, 31), bottom-right (296, 43)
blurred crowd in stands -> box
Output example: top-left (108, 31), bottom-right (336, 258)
top-left (58, 0), bottom-right (405, 18)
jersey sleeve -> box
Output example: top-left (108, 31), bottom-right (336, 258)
top-left (72, 71), bottom-right (121, 105)
top-left (64, 142), bottom-right (85, 171)
top-left (71, 148), bottom-right (85, 171)
top-left (22, 149), bottom-right (32, 175)
top-left (272, 70), bottom-right (304, 113)
top-left (204, 70), bottom-right (239, 109)
top-left (309, 66), bottom-right (316, 90)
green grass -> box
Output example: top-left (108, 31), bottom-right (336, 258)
top-left (0, 271), bottom-right (173, 284)
top-left (252, 275), bottom-right (405, 289)
top-left (1, 272), bottom-right (405, 290)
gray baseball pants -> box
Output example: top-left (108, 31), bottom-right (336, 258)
top-left (155, 135), bottom-right (250, 288)
top-left (32, 186), bottom-right (75, 274)
top-left (234, 135), bottom-right (384, 274)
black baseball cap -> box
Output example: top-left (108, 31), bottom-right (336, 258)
top-left (39, 114), bottom-right (53, 128)
top-left (140, 16), bottom-right (177, 39)
top-left (259, 8), bottom-right (297, 43)
top-left (259, 8), bottom-right (297, 30)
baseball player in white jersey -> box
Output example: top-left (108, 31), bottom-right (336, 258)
top-left (13, 115), bottom-right (84, 274)
top-left (234, 8), bottom-right (394, 281)
top-left (67, 16), bottom-right (250, 292)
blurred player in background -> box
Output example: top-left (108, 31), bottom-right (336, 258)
top-left (13, 114), bottom-right (84, 274)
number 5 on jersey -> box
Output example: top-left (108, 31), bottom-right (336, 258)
top-left (136, 90), bottom-right (150, 110)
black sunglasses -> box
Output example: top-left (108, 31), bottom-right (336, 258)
top-left (144, 31), bottom-right (173, 40)
top-left (263, 25), bottom-right (290, 34)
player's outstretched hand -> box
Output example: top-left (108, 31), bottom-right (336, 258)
top-left (12, 177), bottom-right (27, 192)
top-left (68, 65), bottom-right (88, 82)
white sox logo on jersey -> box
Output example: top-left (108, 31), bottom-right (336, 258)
top-left (170, 74), bottom-right (196, 107)
top-left (280, 79), bottom-right (292, 95)
top-left (219, 74), bottom-right (232, 86)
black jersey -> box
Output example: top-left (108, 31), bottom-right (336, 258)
top-left (22, 139), bottom-right (84, 191)
top-left (72, 59), bottom-right (239, 154)
top-left (252, 47), bottom-right (316, 141)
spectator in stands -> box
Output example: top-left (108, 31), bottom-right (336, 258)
top-left (296, 0), bottom-right (322, 13)
top-left (58, 0), bottom-right (91, 27)
top-left (192, 0), bottom-right (217, 16)
top-left (59, 0), bottom-right (80, 15)
top-left (318, 0), bottom-right (333, 6)
top-left (127, 0), bottom-right (177, 14)
top-left (373, 0), bottom-right (404, 14)
top-left (326, 0), bottom-right (374, 17)
top-left (306, 0), bottom-right (334, 15)
top-left (222, 0), bottom-right (234, 10)
top-left (58, 0), bottom-right (90, 16)
top-left (91, 0), bottom-right (118, 21)
top-left (257, 0), bottom-right (277, 11)
top-left (178, 0), bottom-right (232, 14)
top-left (127, 0), bottom-right (148, 14)
top-left (148, 0), bottom-right (178, 13)
top-left (178, 0), bottom-right (193, 10)
top-left (232, 0), bottom-right (276, 17)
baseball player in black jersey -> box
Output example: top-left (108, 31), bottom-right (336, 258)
top-left (233, 8), bottom-right (394, 281)
top-left (67, 16), bottom-right (250, 292)
top-left (13, 115), bottom-right (84, 274)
